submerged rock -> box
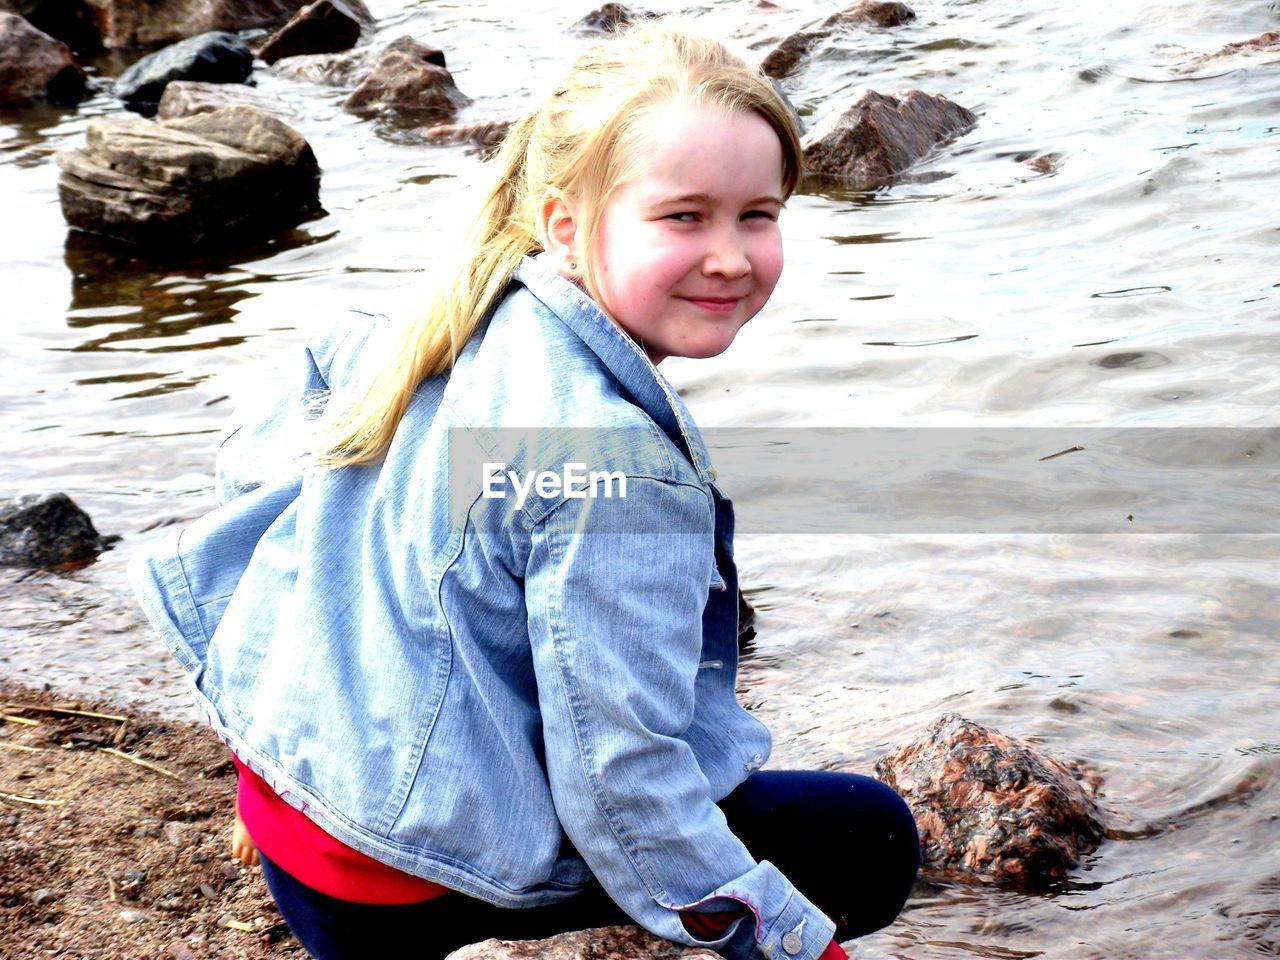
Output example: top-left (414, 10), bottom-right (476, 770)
top-left (570, 3), bottom-right (655, 35)
top-left (801, 89), bottom-right (976, 186)
top-left (274, 35), bottom-right (445, 87)
top-left (0, 493), bottom-right (116, 568)
top-left (114, 31), bottom-right (253, 116)
top-left (421, 118), bottom-right (513, 156)
top-left (875, 713), bottom-right (1104, 886)
top-left (343, 40), bottom-right (469, 122)
top-left (155, 79), bottom-right (294, 120)
top-left (446, 925), bottom-right (717, 960)
top-left (761, 1), bottom-right (916, 78)
top-left (57, 104), bottom-right (321, 249)
top-left (0, 12), bottom-right (87, 104)
top-left (1220, 31), bottom-right (1279, 54)
top-left (256, 0), bottom-right (374, 65)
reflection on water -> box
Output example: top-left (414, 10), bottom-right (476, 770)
top-left (3, 0), bottom-right (1279, 956)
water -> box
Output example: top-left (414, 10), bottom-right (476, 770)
top-left (2, 0), bottom-right (1278, 955)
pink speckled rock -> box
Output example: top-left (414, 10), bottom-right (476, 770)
top-left (875, 713), bottom-right (1104, 886)
top-left (446, 925), bottom-right (719, 960)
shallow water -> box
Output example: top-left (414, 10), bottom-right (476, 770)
top-left (2, 0), bottom-right (1278, 956)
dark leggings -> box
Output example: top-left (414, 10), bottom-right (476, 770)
top-left (258, 770), bottom-right (919, 960)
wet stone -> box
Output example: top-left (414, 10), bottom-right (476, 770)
top-left (0, 493), bottom-right (116, 569)
top-left (445, 924), bottom-right (719, 960)
top-left (0, 12), bottom-right (87, 104)
top-left (256, 0), bottom-right (374, 64)
top-left (114, 31), bottom-right (253, 116)
top-left (875, 713), bottom-right (1105, 886)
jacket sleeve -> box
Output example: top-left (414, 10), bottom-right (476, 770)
top-left (525, 475), bottom-right (836, 960)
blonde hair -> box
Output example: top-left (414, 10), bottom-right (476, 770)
top-left (316, 18), bottom-right (802, 468)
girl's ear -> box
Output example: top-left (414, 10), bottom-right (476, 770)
top-left (540, 189), bottom-right (582, 281)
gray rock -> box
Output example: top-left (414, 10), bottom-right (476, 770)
top-left (875, 713), bottom-right (1105, 886)
top-left (256, 0), bottom-right (373, 64)
top-left (6, 0), bottom-right (308, 51)
top-left (0, 493), bottom-right (115, 568)
top-left (115, 31), bottom-right (253, 115)
top-left (156, 79), bottom-right (294, 120)
top-left (31, 888), bottom-right (58, 906)
top-left (0, 13), bottom-right (87, 104)
top-left (761, 1), bottom-right (915, 78)
top-left (343, 40), bottom-right (469, 122)
top-left (57, 104), bottom-right (321, 249)
top-left (273, 34), bottom-right (445, 87)
top-left (446, 925), bottom-right (719, 960)
top-left (801, 89), bottom-right (976, 186)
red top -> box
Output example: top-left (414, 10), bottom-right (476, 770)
top-left (233, 756), bottom-right (448, 904)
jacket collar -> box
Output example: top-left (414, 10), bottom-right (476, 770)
top-left (513, 254), bottom-right (717, 486)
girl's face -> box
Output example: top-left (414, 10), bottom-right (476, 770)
top-left (587, 101), bottom-right (786, 365)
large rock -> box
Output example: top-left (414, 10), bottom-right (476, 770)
top-left (0, 494), bottom-right (116, 568)
top-left (155, 79), bottom-right (294, 119)
top-left (801, 89), bottom-right (976, 186)
top-left (875, 713), bottom-right (1105, 886)
top-left (0, 12), bottom-right (87, 104)
top-left (446, 925), bottom-right (717, 960)
top-left (761, 1), bottom-right (916, 78)
top-left (256, 0), bottom-right (374, 65)
top-left (274, 35), bottom-right (446, 87)
top-left (57, 104), bottom-right (321, 248)
top-left (114, 30), bottom-right (253, 115)
top-left (5, 0), bottom-right (308, 51)
top-left (343, 41), bottom-right (469, 122)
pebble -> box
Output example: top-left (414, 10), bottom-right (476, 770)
top-left (191, 850), bottom-right (210, 863)
top-left (168, 944), bottom-right (200, 960)
top-left (221, 863), bottom-right (240, 882)
top-left (119, 909), bottom-right (149, 923)
top-left (124, 869), bottom-right (147, 884)
top-left (31, 888), bottom-right (57, 906)
top-left (198, 882), bottom-right (218, 899)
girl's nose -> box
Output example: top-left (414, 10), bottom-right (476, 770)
top-left (703, 227), bottom-right (751, 278)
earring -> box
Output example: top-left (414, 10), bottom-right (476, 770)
top-left (567, 260), bottom-right (577, 271)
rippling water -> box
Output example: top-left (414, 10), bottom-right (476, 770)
top-left (2, 0), bottom-right (1277, 955)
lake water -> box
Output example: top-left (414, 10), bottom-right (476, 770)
top-left (1, 0), bottom-right (1277, 956)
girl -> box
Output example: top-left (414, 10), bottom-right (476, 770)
top-left (132, 20), bottom-right (919, 960)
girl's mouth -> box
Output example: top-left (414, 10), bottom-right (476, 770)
top-left (682, 296), bottom-right (741, 313)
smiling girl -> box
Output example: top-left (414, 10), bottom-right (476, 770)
top-left (132, 20), bottom-right (918, 960)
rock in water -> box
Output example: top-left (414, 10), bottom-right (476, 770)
top-left (875, 713), bottom-right (1105, 885)
top-left (446, 925), bottom-right (718, 960)
top-left (114, 31), bottom-right (253, 115)
top-left (0, 13), bottom-right (87, 104)
top-left (801, 90), bottom-right (976, 186)
top-left (343, 41), bottom-right (469, 122)
top-left (273, 34), bottom-right (446, 86)
top-left (155, 79), bottom-right (294, 120)
top-left (7, 0), bottom-right (308, 50)
top-left (569, 3), bottom-right (655, 35)
top-left (256, 0), bottom-right (374, 65)
top-left (761, 1), bottom-right (915, 78)
top-left (0, 493), bottom-right (116, 568)
top-left (57, 104), bottom-right (321, 249)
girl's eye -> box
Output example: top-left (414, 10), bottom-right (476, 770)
top-left (741, 209), bottom-right (778, 221)
top-left (666, 212), bottom-right (699, 222)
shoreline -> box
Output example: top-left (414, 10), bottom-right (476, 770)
top-left (0, 679), bottom-right (301, 959)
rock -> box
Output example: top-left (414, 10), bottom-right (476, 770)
top-left (119, 908), bottom-right (149, 923)
top-left (0, 493), bottom-right (116, 568)
top-left (874, 713), bottom-right (1105, 886)
top-left (343, 41), bottom-right (469, 122)
top-left (569, 3), bottom-right (656, 35)
top-left (31, 888), bottom-right (58, 906)
top-left (9, 0), bottom-right (308, 51)
top-left (0, 13), bottom-right (88, 104)
top-left (761, 1), bottom-right (915, 78)
top-left (274, 35), bottom-right (445, 86)
top-left (1220, 31), bottom-right (1279, 54)
top-left (421, 118), bottom-right (513, 155)
top-left (801, 89), bottom-right (976, 185)
top-left (446, 925), bottom-right (719, 960)
top-left (256, 0), bottom-right (373, 65)
top-left (114, 31), bottom-right (253, 115)
top-left (57, 104), bottom-right (321, 249)
top-left (156, 79), bottom-right (293, 120)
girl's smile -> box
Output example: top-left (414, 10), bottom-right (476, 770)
top-left (584, 101), bottom-right (786, 364)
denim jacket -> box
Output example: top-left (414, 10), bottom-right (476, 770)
top-left (130, 254), bottom-right (836, 960)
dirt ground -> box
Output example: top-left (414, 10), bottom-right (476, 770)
top-left (0, 680), bottom-right (303, 960)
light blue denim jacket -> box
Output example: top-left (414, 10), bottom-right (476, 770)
top-left (130, 254), bottom-right (835, 960)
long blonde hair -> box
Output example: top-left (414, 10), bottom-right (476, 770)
top-left (316, 19), bottom-right (802, 468)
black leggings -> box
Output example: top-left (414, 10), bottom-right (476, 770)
top-left (258, 770), bottom-right (920, 960)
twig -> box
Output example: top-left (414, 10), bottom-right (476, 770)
top-left (0, 790), bottom-right (65, 807)
top-left (107, 873), bottom-right (117, 903)
top-left (1, 703), bottom-right (128, 724)
top-left (221, 918), bottom-right (258, 933)
top-left (2, 714), bottom-right (40, 727)
top-left (0, 742), bottom-right (46, 753)
top-left (1039, 445), bottom-right (1085, 461)
top-left (100, 747), bottom-right (181, 780)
